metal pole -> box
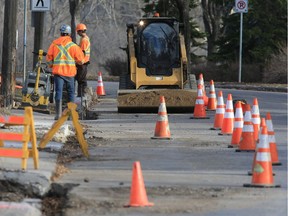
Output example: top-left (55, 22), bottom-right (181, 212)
top-left (238, 12), bottom-right (243, 83)
top-left (23, 0), bottom-right (27, 85)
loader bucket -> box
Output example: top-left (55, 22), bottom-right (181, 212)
top-left (117, 89), bottom-right (197, 113)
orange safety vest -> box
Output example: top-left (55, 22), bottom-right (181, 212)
top-left (79, 35), bottom-right (90, 63)
top-left (46, 36), bottom-right (84, 77)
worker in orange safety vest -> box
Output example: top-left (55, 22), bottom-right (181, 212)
top-left (46, 24), bottom-right (85, 120)
top-left (75, 23), bottom-right (91, 97)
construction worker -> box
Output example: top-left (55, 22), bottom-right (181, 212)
top-left (75, 23), bottom-right (90, 97)
top-left (46, 24), bottom-right (85, 120)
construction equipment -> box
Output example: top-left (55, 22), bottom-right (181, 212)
top-left (117, 17), bottom-right (197, 113)
top-left (21, 50), bottom-right (53, 113)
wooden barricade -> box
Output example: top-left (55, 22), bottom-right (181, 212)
top-left (38, 102), bottom-right (89, 158)
top-left (0, 107), bottom-right (39, 170)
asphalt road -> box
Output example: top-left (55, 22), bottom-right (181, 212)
top-left (60, 81), bottom-right (287, 216)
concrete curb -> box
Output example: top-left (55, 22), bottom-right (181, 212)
top-left (215, 83), bottom-right (287, 93)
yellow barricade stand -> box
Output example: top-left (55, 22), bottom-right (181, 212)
top-left (0, 107), bottom-right (39, 170)
top-left (38, 102), bottom-right (89, 157)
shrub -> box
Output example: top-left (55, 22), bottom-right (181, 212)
top-left (100, 57), bottom-right (127, 77)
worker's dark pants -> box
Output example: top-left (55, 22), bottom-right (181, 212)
top-left (54, 75), bottom-right (75, 102)
top-left (75, 64), bottom-right (88, 97)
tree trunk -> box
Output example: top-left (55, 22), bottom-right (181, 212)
top-left (201, 0), bottom-right (224, 58)
top-left (1, 0), bottom-right (18, 108)
top-left (69, 0), bottom-right (83, 43)
top-left (175, 0), bottom-right (191, 67)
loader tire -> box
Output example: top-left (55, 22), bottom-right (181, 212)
top-left (119, 73), bottom-right (135, 90)
top-left (189, 74), bottom-right (197, 90)
top-left (184, 74), bottom-right (197, 90)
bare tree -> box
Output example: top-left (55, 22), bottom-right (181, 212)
top-left (175, 0), bottom-right (191, 67)
top-left (69, 0), bottom-right (87, 42)
top-left (201, 0), bottom-right (225, 58)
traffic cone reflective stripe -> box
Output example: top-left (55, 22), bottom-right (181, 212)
top-left (229, 101), bottom-right (243, 147)
top-left (251, 98), bottom-right (260, 141)
top-left (244, 126), bottom-right (280, 188)
top-left (197, 73), bottom-right (208, 106)
top-left (257, 117), bottom-right (266, 143)
top-left (219, 94), bottom-right (234, 135)
top-left (211, 91), bottom-right (225, 130)
top-left (191, 84), bottom-right (209, 119)
top-left (152, 96), bottom-right (171, 139)
top-left (96, 72), bottom-right (106, 96)
top-left (157, 103), bottom-right (168, 122)
top-left (236, 104), bottom-right (256, 152)
top-left (266, 112), bottom-right (281, 166)
top-left (207, 80), bottom-right (217, 110)
top-left (248, 118), bottom-right (268, 175)
top-left (126, 161), bottom-right (154, 207)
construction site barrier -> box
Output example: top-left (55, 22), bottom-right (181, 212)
top-left (38, 102), bottom-right (89, 157)
top-left (0, 107), bottom-right (38, 170)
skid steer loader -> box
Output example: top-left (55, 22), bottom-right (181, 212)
top-left (21, 50), bottom-right (54, 113)
top-left (117, 17), bottom-right (197, 113)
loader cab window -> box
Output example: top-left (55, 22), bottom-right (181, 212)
top-left (138, 22), bottom-right (180, 76)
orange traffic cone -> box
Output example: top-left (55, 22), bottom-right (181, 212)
top-left (210, 91), bottom-right (225, 130)
top-left (266, 112), bottom-right (282, 166)
top-left (126, 161), bottom-right (154, 207)
top-left (207, 80), bottom-right (217, 111)
top-left (251, 98), bottom-right (260, 141)
top-left (191, 84), bottom-right (209, 119)
top-left (197, 73), bottom-right (208, 106)
top-left (228, 101), bottom-right (243, 148)
top-left (244, 126), bottom-right (280, 188)
top-left (219, 94), bottom-right (234, 135)
top-left (247, 118), bottom-right (274, 175)
top-left (236, 104), bottom-right (256, 152)
top-left (151, 96), bottom-right (171, 139)
top-left (96, 71), bottom-right (106, 96)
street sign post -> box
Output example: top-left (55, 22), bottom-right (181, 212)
top-left (235, 0), bottom-right (248, 83)
top-left (31, 0), bottom-right (51, 12)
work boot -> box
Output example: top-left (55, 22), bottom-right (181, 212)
top-left (54, 100), bottom-right (62, 120)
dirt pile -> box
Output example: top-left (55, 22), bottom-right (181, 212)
top-left (118, 89), bottom-right (197, 108)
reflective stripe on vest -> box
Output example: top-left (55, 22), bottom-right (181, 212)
top-left (82, 37), bottom-right (90, 58)
top-left (54, 42), bottom-right (76, 66)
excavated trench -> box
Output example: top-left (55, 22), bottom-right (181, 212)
top-left (0, 137), bottom-right (84, 215)
top-left (0, 179), bottom-right (78, 215)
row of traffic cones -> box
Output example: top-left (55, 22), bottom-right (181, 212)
top-left (126, 89), bottom-right (282, 207)
top-left (151, 91), bottom-right (281, 166)
top-left (151, 74), bottom-right (281, 165)
top-left (192, 73), bottom-right (281, 188)
top-left (199, 71), bottom-right (282, 188)
top-left (126, 96), bottom-right (281, 207)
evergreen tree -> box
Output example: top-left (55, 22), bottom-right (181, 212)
top-left (215, 0), bottom-right (287, 65)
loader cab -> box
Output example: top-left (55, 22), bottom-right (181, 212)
top-left (136, 18), bottom-right (180, 77)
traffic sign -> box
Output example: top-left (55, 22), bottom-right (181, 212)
top-left (31, 0), bottom-right (51, 12)
top-left (235, 0), bottom-right (248, 13)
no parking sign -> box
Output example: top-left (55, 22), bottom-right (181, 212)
top-left (235, 0), bottom-right (248, 13)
